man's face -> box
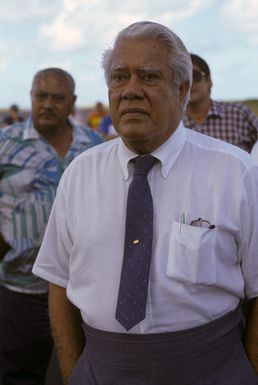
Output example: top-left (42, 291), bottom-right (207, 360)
top-left (189, 64), bottom-right (212, 105)
top-left (108, 38), bottom-right (189, 154)
top-left (31, 74), bottom-right (76, 136)
top-left (10, 108), bottom-right (19, 120)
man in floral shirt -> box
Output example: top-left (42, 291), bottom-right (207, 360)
top-left (0, 67), bottom-right (103, 385)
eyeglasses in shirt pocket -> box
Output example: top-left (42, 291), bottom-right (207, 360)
top-left (166, 220), bottom-right (217, 285)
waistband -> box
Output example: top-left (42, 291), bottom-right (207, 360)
top-left (83, 308), bottom-right (244, 369)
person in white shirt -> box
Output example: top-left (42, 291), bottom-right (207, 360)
top-left (33, 21), bottom-right (258, 385)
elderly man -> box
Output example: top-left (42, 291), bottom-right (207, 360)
top-left (33, 23), bottom-right (258, 384)
top-left (0, 68), bottom-right (103, 385)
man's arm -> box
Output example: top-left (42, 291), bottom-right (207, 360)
top-left (243, 297), bottom-right (258, 374)
top-left (49, 283), bottom-right (85, 385)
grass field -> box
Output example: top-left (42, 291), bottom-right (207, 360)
top-left (0, 99), bottom-right (258, 118)
top-left (242, 99), bottom-right (258, 116)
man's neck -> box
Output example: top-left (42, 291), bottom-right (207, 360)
top-left (39, 123), bottom-right (73, 159)
top-left (186, 98), bottom-right (211, 124)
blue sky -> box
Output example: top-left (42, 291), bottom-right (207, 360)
top-left (0, 0), bottom-right (257, 109)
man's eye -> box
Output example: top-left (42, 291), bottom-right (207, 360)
top-left (36, 95), bottom-right (46, 101)
top-left (53, 96), bottom-right (65, 102)
top-left (142, 73), bottom-right (159, 81)
top-left (111, 73), bottom-right (127, 82)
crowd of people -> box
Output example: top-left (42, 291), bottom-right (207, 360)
top-left (1, 20), bottom-right (258, 385)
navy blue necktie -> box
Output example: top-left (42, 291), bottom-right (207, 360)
top-left (115, 155), bottom-right (157, 331)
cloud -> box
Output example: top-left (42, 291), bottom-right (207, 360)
top-left (0, 58), bottom-right (9, 72)
top-left (38, 58), bottom-right (73, 72)
top-left (39, 0), bottom-right (210, 52)
top-left (5, 0), bottom-right (257, 108)
top-left (153, 0), bottom-right (211, 21)
top-left (222, 0), bottom-right (258, 44)
top-left (96, 0), bottom-right (209, 18)
top-left (0, 39), bottom-right (20, 73)
top-left (0, 0), bottom-right (57, 22)
top-left (63, 0), bottom-right (85, 12)
top-left (40, 15), bottom-right (84, 51)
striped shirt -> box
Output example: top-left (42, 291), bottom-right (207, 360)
top-left (183, 100), bottom-right (258, 152)
top-left (0, 118), bottom-right (103, 293)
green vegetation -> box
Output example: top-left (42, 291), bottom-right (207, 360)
top-left (242, 99), bottom-right (258, 116)
top-left (0, 99), bottom-right (258, 118)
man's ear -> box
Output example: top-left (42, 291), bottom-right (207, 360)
top-left (70, 95), bottom-right (77, 114)
top-left (207, 77), bottom-right (213, 94)
top-left (72, 95), bottom-right (77, 105)
top-left (179, 80), bottom-right (190, 103)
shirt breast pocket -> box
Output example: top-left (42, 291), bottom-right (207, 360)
top-left (166, 221), bottom-right (216, 285)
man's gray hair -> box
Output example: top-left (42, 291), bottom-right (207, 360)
top-left (32, 67), bottom-right (76, 95)
top-left (101, 21), bottom-right (192, 90)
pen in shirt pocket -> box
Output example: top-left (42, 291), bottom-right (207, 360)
top-left (178, 212), bottom-right (186, 234)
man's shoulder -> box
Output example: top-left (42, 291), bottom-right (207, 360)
top-left (184, 126), bottom-right (254, 165)
top-left (212, 99), bottom-right (254, 116)
top-left (59, 138), bottom-right (120, 187)
top-left (0, 122), bottom-right (28, 157)
top-left (70, 136), bottom-right (119, 163)
top-left (0, 120), bottom-right (26, 140)
top-left (72, 121), bottom-right (104, 144)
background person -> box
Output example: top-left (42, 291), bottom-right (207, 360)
top-left (99, 114), bottom-right (118, 140)
top-left (86, 101), bottom-right (108, 132)
top-left (0, 67), bottom-right (103, 385)
top-left (34, 22), bottom-right (258, 385)
top-left (1, 104), bottom-right (24, 127)
top-left (183, 53), bottom-right (258, 152)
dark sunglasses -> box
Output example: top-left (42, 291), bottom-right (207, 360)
top-left (192, 70), bottom-right (206, 83)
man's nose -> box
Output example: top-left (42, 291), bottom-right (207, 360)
top-left (121, 75), bottom-right (144, 100)
top-left (43, 96), bottom-right (54, 108)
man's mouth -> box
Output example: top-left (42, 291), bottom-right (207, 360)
top-left (40, 113), bottom-right (56, 119)
top-left (120, 108), bottom-right (148, 117)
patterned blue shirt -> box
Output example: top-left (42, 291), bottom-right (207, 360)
top-left (0, 117), bottom-right (103, 293)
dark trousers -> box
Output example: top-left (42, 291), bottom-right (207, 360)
top-left (68, 309), bottom-right (258, 385)
top-left (0, 285), bottom-right (54, 385)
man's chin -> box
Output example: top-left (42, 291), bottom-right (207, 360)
top-left (188, 96), bottom-right (199, 107)
top-left (119, 127), bottom-right (151, 148)
top-left (117, 120), bottom-right (149, 134)
top-left (35, 121), bottom-right (59, 135)
top-left (120, 130), bottom-right (148, 143)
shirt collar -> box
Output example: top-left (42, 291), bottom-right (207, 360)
top-left (207, 99), bottom-right (224, 118)
top-left (22, 116), bottom-right (92, 144)
top-left (183, 99), bottom-right (224, 127)
top-left (69, 119), bottom-right (92, 144)
top-left (118, 121), bottom-right (187, 180)
top-left (22, 117), bottom-right (40, 140)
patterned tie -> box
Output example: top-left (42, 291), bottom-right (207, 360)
top-left (115, 155), bottom-right (157, 331)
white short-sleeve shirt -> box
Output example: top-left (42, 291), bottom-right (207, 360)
top-left (33, 123), bottom-right (258, 333)
top-left (251, 140), bottom-right (258, 163)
